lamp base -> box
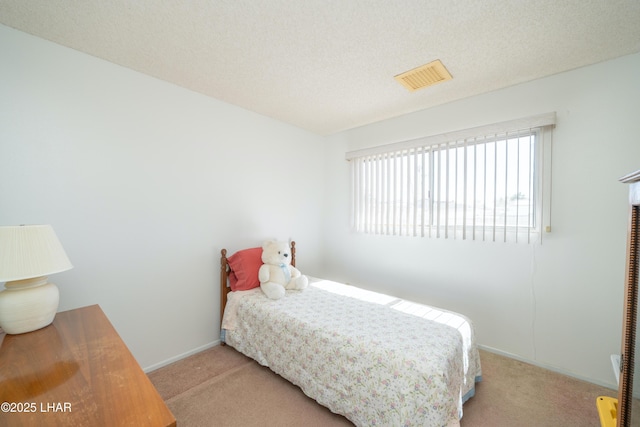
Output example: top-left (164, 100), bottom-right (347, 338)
top-left (0, 276), bottom-right (60, 334)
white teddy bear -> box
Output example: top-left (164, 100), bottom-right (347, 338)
top-left (259, 240), bottom-right (308, 300)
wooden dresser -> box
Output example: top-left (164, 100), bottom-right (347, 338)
top-left (0, 305), bottom-right (176, 426)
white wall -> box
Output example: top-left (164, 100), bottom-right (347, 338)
top-left (0, 25), bottom-right (325, 370)
top-left (322, 53), bottom-right (640, 389)
top-left (2, 21), bottom-right (640, 391)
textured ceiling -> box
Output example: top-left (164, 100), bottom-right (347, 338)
top-left (1, 0), bottom-right (639, 135)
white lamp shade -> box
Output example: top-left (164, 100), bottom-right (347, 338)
top-left (0, 225), bottom-right (72, 334)
top-left (0, 225), bottom-right (73, 283)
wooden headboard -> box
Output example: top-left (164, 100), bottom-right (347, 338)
top-left (219, 241), bottom-right (297, 327)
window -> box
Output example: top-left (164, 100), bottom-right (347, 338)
top-left (347, 113), bottom-right (555, 243)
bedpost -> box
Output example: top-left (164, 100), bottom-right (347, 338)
top-left (291, 240), bottom-right (296, 267)
top-left (220, 248), bottom-right (228, 342)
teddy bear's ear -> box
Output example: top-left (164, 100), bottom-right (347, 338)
top-left (262, 239), bottom-right (274, 249)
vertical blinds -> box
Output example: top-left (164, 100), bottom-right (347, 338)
top-left (346, 113), bottom-right (555, 243)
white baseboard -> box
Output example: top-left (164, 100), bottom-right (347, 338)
top-left (478, 344), bottom-right (619, 392)
top-left (143, 341), bottom-right (639, 399)
top-left (143, 339), bottom-right (220, 373)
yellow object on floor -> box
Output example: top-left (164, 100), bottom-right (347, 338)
top-left (596, 396), bottom-right (617, 427)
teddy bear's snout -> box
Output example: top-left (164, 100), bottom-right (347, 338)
top-left (283, 253), bottom-right (289, 258)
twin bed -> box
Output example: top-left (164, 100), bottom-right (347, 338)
top-left (219, 242), bottom-right (481, 427)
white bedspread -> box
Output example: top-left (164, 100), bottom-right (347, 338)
top-left (222, 278), bottom-right (481, 427)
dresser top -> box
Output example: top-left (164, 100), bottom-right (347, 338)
top-left (0, 305), bottom-right (176, 427)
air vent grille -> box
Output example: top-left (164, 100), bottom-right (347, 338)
top-left (395, 60), bottom-right (452, 92)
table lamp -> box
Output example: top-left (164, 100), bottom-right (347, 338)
top-left (0, 225), bottom-right (73, 334)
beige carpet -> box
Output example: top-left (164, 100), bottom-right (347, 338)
top-left (148, 345), bottom-right (639, 427)
top-left (149, 345), bottom-right (351, 427)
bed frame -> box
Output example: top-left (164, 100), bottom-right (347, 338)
top-left (218, 240), bottom-right (481, 425)
top-left (219, 241), bottom-right (297, 327)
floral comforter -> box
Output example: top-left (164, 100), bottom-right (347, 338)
top-left (221, 278), bottom-right (481, 427)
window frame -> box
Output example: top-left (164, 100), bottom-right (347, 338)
top-left (346, 113), bottom-right (555, 243)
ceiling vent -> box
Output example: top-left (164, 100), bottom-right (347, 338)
top-left (394, 59), bottom-right (453, 92)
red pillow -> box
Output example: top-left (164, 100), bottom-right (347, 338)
top-left (227, 247), bottom-right (263, 291)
